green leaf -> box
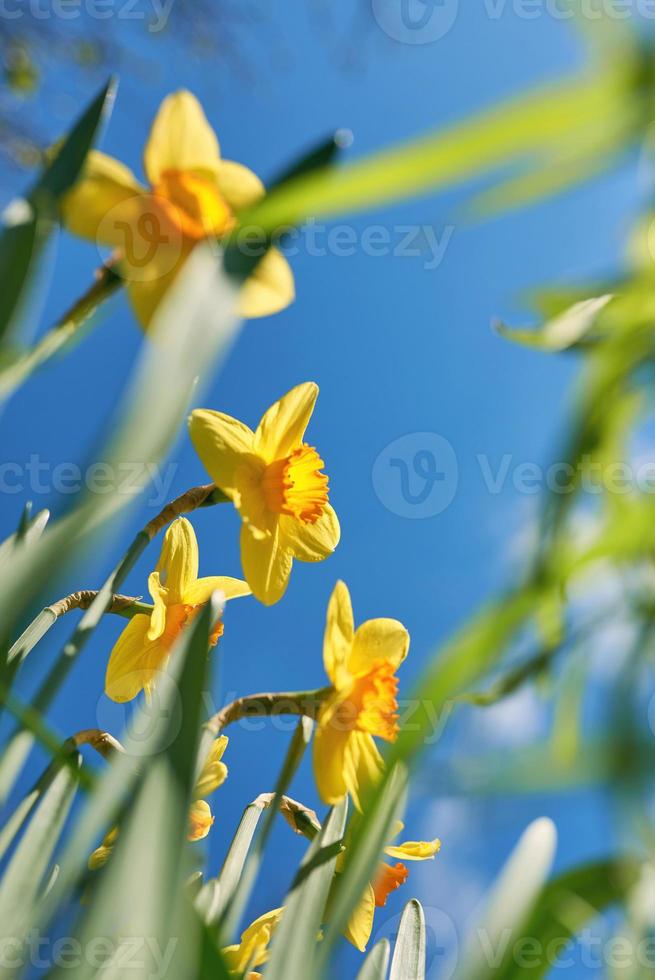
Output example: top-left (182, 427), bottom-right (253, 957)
top-left (241, 61), bottom-right (638, 231)
top-left (195, 797), bottom-right (266, 926)
top-left (389, 900), bottom-right (426, 980)
top-left (495, 295), bottom-right (614, 352)
top-left (492, 858), bottom-right (642, 980)
top-left (0, 79), bottom-right (115, 345)
top-left (265, 798), bottom-right (348, 980)
top-left (317, 763), bottom-right (408, 968)
top-left (13, 595), bottom-right (221, 972)
top-left (357, 939), bottom-right (391, 980)
top-left (0, 756), bottom-right (81, 945)
top-left (455, 818), bottom-right (557, 980)
top-left (219, 716), bottom-right (314, 939)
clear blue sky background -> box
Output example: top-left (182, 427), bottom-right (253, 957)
top-left (0, 5), bottom-right (640, 975)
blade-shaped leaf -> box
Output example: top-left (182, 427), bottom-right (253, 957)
top-left (0, 756), bottom-right (81, 944)
top-left (265, 798), bottom-right (348, 980)
top-left (357, 939), bottom-right (391, 980)
top-left (0, 79), bottom-right (115, 345)
top-left (455, 818), bottom-right (557, 980)
top-left (390, 900), bottom-right (426, 980)
top-left (317, 763), bottom-right (408, 967)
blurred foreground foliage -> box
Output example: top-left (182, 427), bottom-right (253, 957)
top-left (2, 11), bottom-right (655, 980)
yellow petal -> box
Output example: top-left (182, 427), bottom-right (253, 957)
top-left (61, 149), bottom-right (144, 245)
top-left (105, 615), bottom-right (166, 703)
top-left (279, 504), bottom-right (340, 563)
top-left (348, 618), bottom-right (409, 677)
top-left (254, 381), bottom-right (318, 463)
top-left (223, 908), bottom-right (284, 973)
top-left (240, 522), bottom-right (292, 606)
top-left (218, 159), bottom-right (264, 211)
top-left (343, 732), bottom-right (384, 812)
top-left (156, 518), bottom-right (199, 602)
top-left (343, 885), bottom-right (376, 952)
top-left (239, 246), bottom-right (295, 320)
top-left (144, 90), bottom-right (221, 185)
top-left (322, 580), bottom-right (354, 687)
top-left (188, 799), bottom-right (214, 842)
top-left (188, 408), bottom-right (256, 496)
top-left (385, 838), bottom-right (441, 861)
top-left (147, 572), bottom-right (168, 641)
top-left (195, 735), bottom-right (229, 798)
top-left (184, 576), bottom-right (251, 605)
top-left (313, 716), bottom-right (350, 805)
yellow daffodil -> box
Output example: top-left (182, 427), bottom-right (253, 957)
top-left (105, 517), bottom-right (250, 702)
top-left (89, 735), bottom-right (229, 869)
top-left (222, 907), bottom-right (284, 977)
top-left (62, 90), bottom-right (294, 329)
top-left (189, 382), bottom-right (340, 605)
top-left (344, 826), bottom-right (441, 951)
top-left (313, 581), bottom-right (408, 809)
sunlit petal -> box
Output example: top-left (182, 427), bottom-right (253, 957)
top-left (322, 580), bottom-right (354, 688)
top-left (278, 504), bottom-right (340, 563)
top-left (240, 522), bottom-right (292, 606)
top-left (239, 246), bottom-right (295, 320)
top-left (254, 381), bottom-right (318, 462)
top-left (188, 408), bottom-right (256, 496)
top-left (144, 90), bottom-right (221, 185)
top-left (348, 618), bottom-right (409, 677)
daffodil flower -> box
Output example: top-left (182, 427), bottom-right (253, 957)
top-left (344, 826), bottom-right (441, 951)
top-left (222, 907), bottom-right (284, 977)
top-left (89, 735), bottom-right (229, 869)
top-left (62, 90), bottom-right (294, 329)
top-left (189, 382), bottom-right (340, 605)
top-left (313, 581), bottom-right (409, 809)
top-left (105, 517), bottom-right (250, 702)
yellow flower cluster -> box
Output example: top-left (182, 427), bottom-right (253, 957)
top-left (67, 90), bottom-right (440, 956)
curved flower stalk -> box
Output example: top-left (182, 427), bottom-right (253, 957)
top-left (222, 907), bottom-right (284, 977)
top-left (313, 581), bottom-right (409, 809)
top-left (343, 823), bottom-right (441, 951)
top-left (89, 735), bottom-right (229, 869)
top-left (105, 517), bottom-right (250, 702)
top-left (62, 90), bottom-right (294, 329)
top-left (189, 381), bottom-right (340, 605)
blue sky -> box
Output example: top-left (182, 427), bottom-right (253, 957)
top-left (0, 4), bottom-right (642, 975)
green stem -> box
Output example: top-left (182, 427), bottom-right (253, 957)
top-left (0, 263), bottom-right (122, 399)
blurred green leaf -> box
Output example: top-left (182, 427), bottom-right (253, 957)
top-left (0, 79), bottom-right (115, 346)
top-left (0, 755), bottom-right (81, 952)
top-left (357, 939), bottom-right (391, 980)
top-left (455, 818), bottom-right (557, 980)
top-left (389, 900), bottom-right (426, 980)
top-left (495, 295), bottom-right (614, 352)
top-left (492, 858), bottom-right (642, 980)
